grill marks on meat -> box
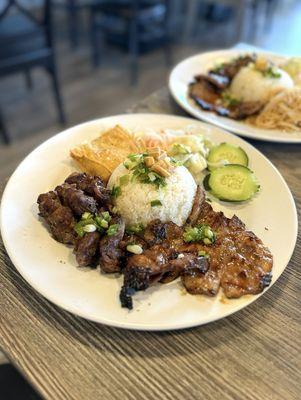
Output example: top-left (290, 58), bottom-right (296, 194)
top-left (99, 216), bottom-right (125, 273)
top-left (37, 192), bottom-right (77, 244)
top-left (120, 245), bottom-right (178, 309)
top-left (143, 219), bottom-right (183, 247)
top-left (189, 54), bottom-right (263, 120)
top-left (161, 253), bottom-right (209, 284)
top-left (184, 189), bottom-right (273, 298)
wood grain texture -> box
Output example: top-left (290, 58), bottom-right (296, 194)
top-left (1, 88), bottom-right (301, 400)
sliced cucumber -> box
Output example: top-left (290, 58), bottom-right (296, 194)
top-left (207, 143), bottom-right (248, 171)
top-left (207, 164), bottom-right (259, 202)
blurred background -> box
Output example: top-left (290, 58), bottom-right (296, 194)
top-left (0, 0), bottom-right (300, 150)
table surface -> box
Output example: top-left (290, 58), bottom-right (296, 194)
top-left (0, 87), bottom-right (300, 400)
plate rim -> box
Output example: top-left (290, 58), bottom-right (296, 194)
top-left (168, 49), bottom-right (301, 143)
top-left (0, 113), bottom-right (298, 331)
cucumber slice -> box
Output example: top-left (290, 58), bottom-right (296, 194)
top-left (208, 164), bottom-right (259, 202)
top-left (207, 143), bottom-right (248, 171)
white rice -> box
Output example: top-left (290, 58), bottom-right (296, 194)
top-left (108, 164), bottom-right (197, 227)
top-left (230, 65), bottom-right (294, 104)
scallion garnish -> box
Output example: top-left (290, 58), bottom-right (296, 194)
top-left (107, 224), bottom-right (119, 236)
top-left (183, 224), bottom-right (216, 244)
top-left (74, 211), bottom-right (113, 237)
top-left (263, 66), bottom-right (281, 79)
top-left (111, 186), bottom-right (121, 197)
top-left (120, 175), bottom-right (129, 186)
top-left (125, 224), bottom-right (145, 234)
top-left (151, 200), bottom-right (162, 207)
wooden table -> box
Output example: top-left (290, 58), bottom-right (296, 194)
top-left (0, 88), bottom-right (300, 400)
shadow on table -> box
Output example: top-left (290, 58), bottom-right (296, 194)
top-left (0, 364), bottom-right (41, 400)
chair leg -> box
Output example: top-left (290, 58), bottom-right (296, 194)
top-left (67, 0), bottom-right (79, 49)
top-left (235, 0), bottom-right (251, 43)
top-left (46, 60), bottom-right (66, 125)
top-left (129, 19), bottom-right (139, 85)
top-left (0, 108), bottom-right (10, 144)
top-left (164, 0), bottom-right (172, 66)
top-left (264, 0), bottom-right (278, 32)
top-left (25, 69), bottom-right (33, 90)
top-left (90, 13), bottom-right (101, 67)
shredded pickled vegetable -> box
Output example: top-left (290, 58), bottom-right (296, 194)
top-left (253, 88), bottom-right (301, 132)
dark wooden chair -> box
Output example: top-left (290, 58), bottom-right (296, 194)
top-left (54, 0), bottom-right (92, 49)
top-left (89, 0), bottom-right (172, 84)
top-left (0, 0), bottom-right (66, 144)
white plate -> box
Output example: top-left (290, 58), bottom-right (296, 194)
top-left (169, 49), bottom-right (301, 143)
top-left (0, 114), bottom-right (298, 331)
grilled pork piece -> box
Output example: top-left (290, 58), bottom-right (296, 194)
top-left (56, 183), bottom-right (97, 216)
top-left (99, 216), bottom-right (125, 273)
top-left (65, 173), bottom-right (111, 205)
top-left (120, 245), bottom-right (174, 309)
top-left (181, 267), bottom-right (220, 296)
top-left (37, 192), bottom-right (77, 245)
top-left (75, 231), bottom-right (101, 267)
top-left (189, 81), bottom-right (263, 120)
top-left (189, 79), bottom-right (220, 108)
top-left (183, 188), bottom-right (273, 298)
top-left (227, 101), bottom-right (264, 120)
top-left (161, 253), bottom-right (209, 284)
top-left (143, 219), bottom-right (183, 247)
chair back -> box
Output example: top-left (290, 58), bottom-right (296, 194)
top-left (0, 0), bottom-right (52, 46)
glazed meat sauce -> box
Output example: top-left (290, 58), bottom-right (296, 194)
top-left (189, 55), bottom-right (264, 120)
top-left (37, 174), bottom-right (273, 309)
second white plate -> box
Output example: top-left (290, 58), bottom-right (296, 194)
top-left (169, 49), bottom-right (301, 143)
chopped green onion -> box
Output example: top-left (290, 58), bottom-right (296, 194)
top-left (171, 143), bottom-right (190, 155)
top-left (198, 250), bottom-right (210, 258)
top-left (126, 224), bottom-right (145, 234)
top-left (74, 224), bottom-right (84, 237)
top-left (83, 224), bottom-right (97, 233)
top-left (221, 92), bottom-right (241, 107)
top-left (123, 160), bottom-right (131, 169)
top-left (99, 219), bottom-right (109, 229)
top-left (74, 218), bottom-right (95, 237)
top-left (101, 211), bottom-right (111, 222)
top-left (148, 172), bottom-right (157, 182)
top-left (128, 153), bottom-right (142, 162)
top-left (126, 244), bottom-right (143, 254)
top-left (263, 66), bottom-right (281, 79)
top-left (111, 186), bottom-right (121, 198)
top-left (107, 224), bottom-right (119, 236)
top-left (120, 175), bottom-right (130, 186)
top-left (125, 152), bottom-right (168, 188)
top-left (183, 224), bottom-right (216, 244)
top-left (82, 212), bottom-right (92, 220)
top-left (151, 200), bottom-right (162, 207)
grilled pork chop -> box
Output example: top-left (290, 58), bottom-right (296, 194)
top-left (181, 187), bottom-right (273, 298)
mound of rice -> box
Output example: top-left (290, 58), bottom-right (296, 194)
top-left (230, 65), bottom-right (294, 104)
top-left (108, 164), bottom-right (197, 227)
